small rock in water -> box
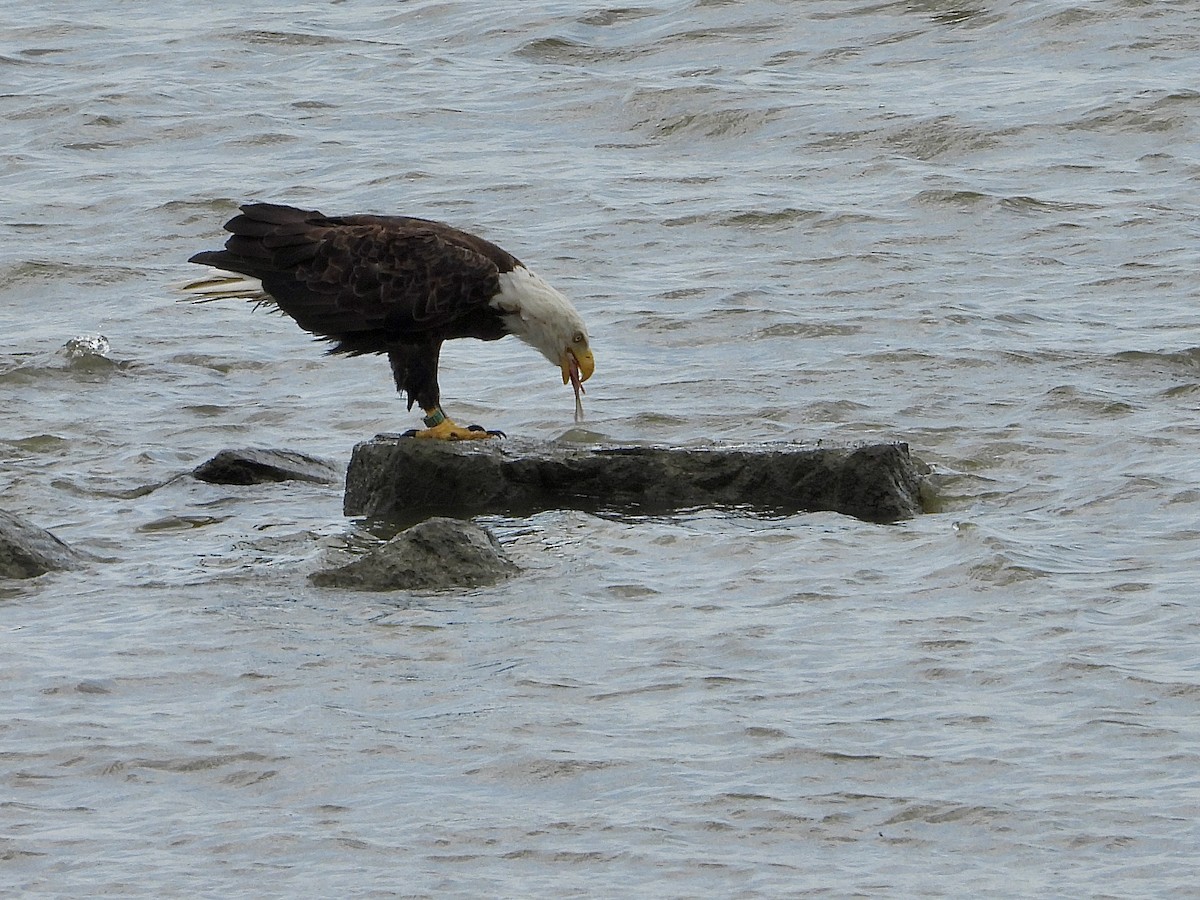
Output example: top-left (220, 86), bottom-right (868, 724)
top-left (0, 510), bottom-right (82, 579)
top-left (193, 448), bottom-right (341, 485)
top-left (310, 517), bottom-right (518, 592)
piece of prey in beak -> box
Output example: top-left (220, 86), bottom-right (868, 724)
top-left (560, 346), bottom-right (595, 423)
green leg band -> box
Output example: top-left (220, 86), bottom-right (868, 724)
top-left (422, 408), bottom-right (446, 428)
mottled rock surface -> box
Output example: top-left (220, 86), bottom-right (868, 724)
top-left (311, 516), bottom-right (517, 591)
top-left (193, 448), bottom-right (340, 485)
top-left (345, 437), bottom-right (927, 524)
top-left (0, 510), bottom-right (81, 579)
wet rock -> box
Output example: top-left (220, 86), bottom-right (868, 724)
top-left (344, 437), bottom-right (927, 524)
top-left (0, 510), bottom-right (81, 579)
top-left (310, 517), bottom-right (517, 591)
top-left (193, 448), bottom-right (340, 485)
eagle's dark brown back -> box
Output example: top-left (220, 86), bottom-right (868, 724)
top-left (188, 203), bottom-right (519, 354)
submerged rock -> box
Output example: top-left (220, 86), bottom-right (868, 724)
top-left (193, 448), bottom-right (340, 485)
top-left (311, 517), bottom-right (517, 591)
top-left (0, 510), bottom-right (81, 579)
top-left (344, 437), bottom-right (927, 524)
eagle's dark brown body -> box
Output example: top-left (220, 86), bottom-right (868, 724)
top-left (189, 203), bottom-right (522, 411)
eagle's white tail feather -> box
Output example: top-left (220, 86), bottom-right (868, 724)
top-left (180, 271), bottom-right (267, 303)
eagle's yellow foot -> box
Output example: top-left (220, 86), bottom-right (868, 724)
top-left (414, 420), bottom-right (499, 440)
top-left (407, 408), bottom-right (504, 440)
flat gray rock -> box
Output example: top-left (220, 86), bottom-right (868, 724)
top-left (311, 517), bottom-right (517, 591)
top-left (193, 448), bottom-right (340, 485)
top-left (344, 437), bottom-right (927, 524)
top-left (0, 510), bottom-right (82, 579)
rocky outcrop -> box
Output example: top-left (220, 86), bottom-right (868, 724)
top-left (193, 448), bottom-right (340, 485)
top-left (344, 437), bottom-right (927, 524)
top-left (311, 517), bottom-right (517, 591)
top-left (0, 510), bottom-right (82, 579)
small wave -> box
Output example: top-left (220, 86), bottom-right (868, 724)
top-left (515, 36), bottom-right (640, 66)
top-left (756, 322), bottom-right (861, 339)
top-left (59, 334), bottom-right (126, 375)
top-left (882, 115), bottom-right (1000, 161)
top-left (1068, 90), bottom-right (1200, 136)
top-left (1110, 347), bottom-right (1200, 374)
top-left (1, 434), bottom-right (70, 454)
top-left (576, 8), bottom-right (658, 28)
top-left (913, 189), bottom-right (1103, 215)
top-left (622, 85), bottom-right (786, 142)
top-left (998, 195), bottom-right (1103, 214)
top-left (0, 260), bottom-right (141, 286)
top-left (241, 30), bottom-right (354, 48)
top-left (652, 105), bottom-right (786, 140)
top-left (61, 334), bottom-right (110, 360)
top-left (1039, 385), bottom-right (1135, 417)
top-left (720, 208), bottom-right (823, 229)
top-left (0, 336), bottom-right (127, 383)
top-left (913, 189), bottom-right (993, 208)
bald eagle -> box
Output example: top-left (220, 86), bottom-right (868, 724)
top-left (186, 203), bottom-right (594, 439)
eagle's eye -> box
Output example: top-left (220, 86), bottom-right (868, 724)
top-left (572, 331), bottom-right (585, 345)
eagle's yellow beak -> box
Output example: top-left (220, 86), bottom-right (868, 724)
top-left (560, 347), bottom-right (595, 386)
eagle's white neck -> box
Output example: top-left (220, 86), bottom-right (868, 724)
top-left (491, 266), bottom-right (588, 364)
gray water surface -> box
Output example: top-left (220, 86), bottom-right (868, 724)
top-left (3, 2), bottom-right (1200, 896)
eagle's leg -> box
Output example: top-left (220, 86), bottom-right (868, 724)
top-left (413, 406), bottom-right (501, 440)
top-left (389, 347), bottom-right (502, 439)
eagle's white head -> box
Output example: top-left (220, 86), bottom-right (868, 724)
top-left (492, 266), bottom-right (595, 418)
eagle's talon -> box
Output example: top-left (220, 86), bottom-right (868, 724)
top-left (400, 428), bottom-right (419, 438)
top-left (465, 424), bottom-right (505, 437)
